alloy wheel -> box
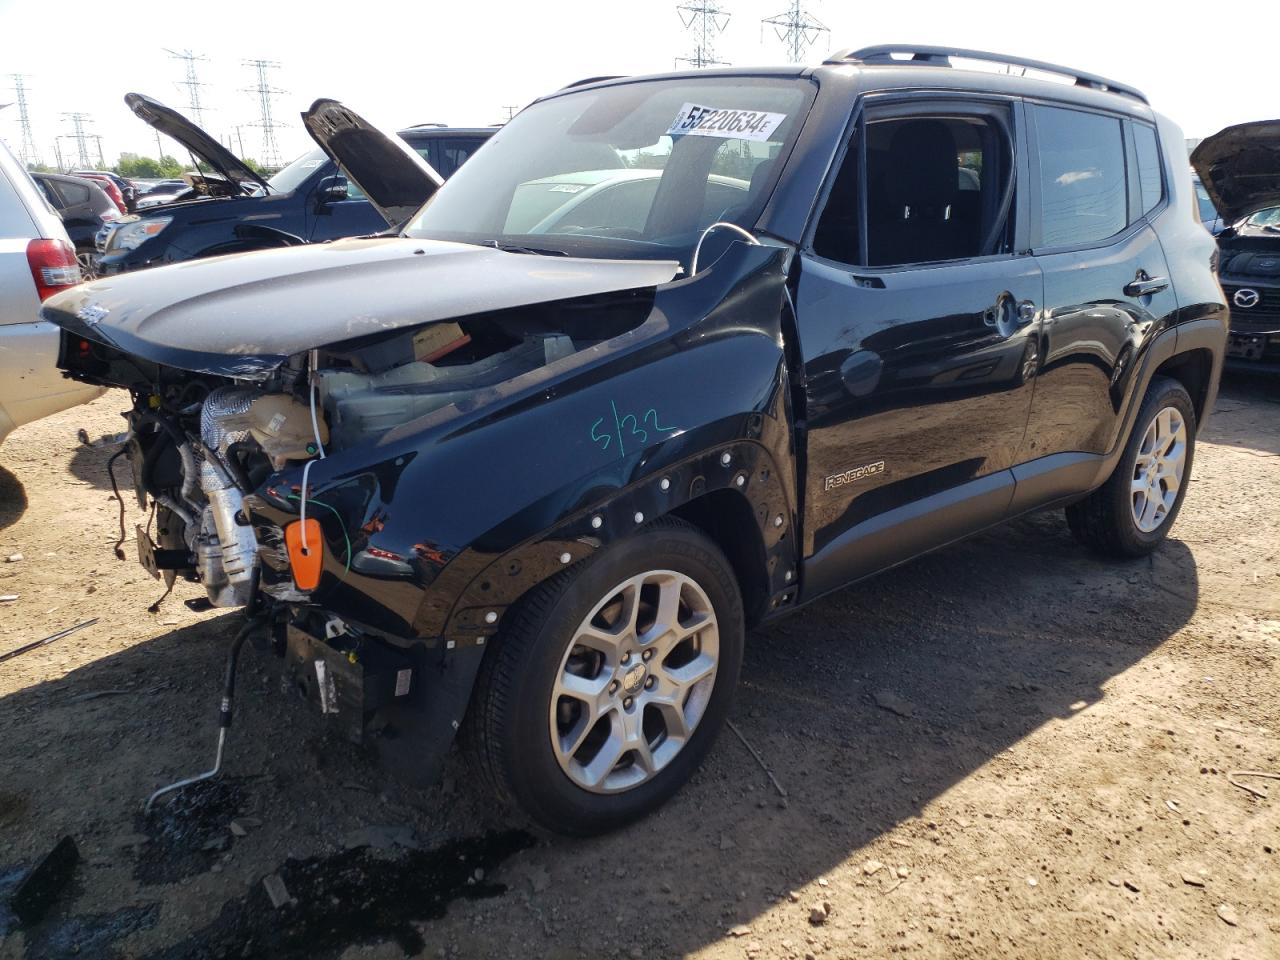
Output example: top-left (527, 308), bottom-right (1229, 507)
top-left (1130, 405), bottom-right (1187, 533)
top-left (549, 569), bottom-right (719, 794)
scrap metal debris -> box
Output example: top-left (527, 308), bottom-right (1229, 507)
top-left (1227, 770), bottom-right (1278, 799)
top-left (0, 619), bottom-right (98, 665)
top-left (726, 719), bottom-right (788, 798)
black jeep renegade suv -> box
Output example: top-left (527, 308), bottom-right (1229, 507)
top-left (49, 46), bottom-right (1226, 835)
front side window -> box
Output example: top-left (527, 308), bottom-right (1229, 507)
top-left (812, 109), bottom-right (1014, 267)
top-left (1033, 105), bottom-right (1126, 247)
top-left (406, 77), bottom-right (815, 262)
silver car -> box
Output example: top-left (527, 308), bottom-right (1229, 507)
top-left (0, 140), bottom-right (102, 445)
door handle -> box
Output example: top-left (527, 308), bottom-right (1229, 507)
top-left (1016, 300), bottom-right (1037, 324)
top-left (1123, 275), bottom-right (1169, 298)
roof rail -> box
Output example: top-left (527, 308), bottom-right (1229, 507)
top-left (826, 45), bottom-right (1148, 104)
top-left (561, 75), bottom-right (625, 90)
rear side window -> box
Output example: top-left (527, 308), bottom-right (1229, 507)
top-left (56, 180), bottom-right (91, 206)
top-left (435, 138), bottom-right (486, 178)
top-left (1132, 123), bottom-right (1164, 214)
top-left (1033, 105), bottom-right (1126, 247)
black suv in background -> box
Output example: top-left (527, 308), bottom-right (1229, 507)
top-left (31, 172), bottom-right (121, 274)
top-left (97, 93), bottom-right (492, 274)
top-left (1192, 120), bottom-right (1280, 372)
top-left (50, 47), bottom-right (1224, 836)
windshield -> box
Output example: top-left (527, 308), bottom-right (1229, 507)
top-left (405, 76), bottom-right (814, 261)
top-left (1246, 206), bottom-right (1280, 228)
top-left (1193, 180), bottom-right (1218, 223)
top-left (267, 148), bottom-right (330, 194)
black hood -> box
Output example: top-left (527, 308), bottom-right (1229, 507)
top-left (302, 99), bottom-right (443, 226)
top-left (125, 93), bottom-right (271, 194)
top-left (43, 237), bottom-right (679, 378)
top-left (1191, 120), bottom-right (1280, 224)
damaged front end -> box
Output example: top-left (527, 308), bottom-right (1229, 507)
top-left (46, 234), bottom-right (797, 782)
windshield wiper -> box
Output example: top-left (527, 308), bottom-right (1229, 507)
top-left (476, 239), bottom-right (569, 257)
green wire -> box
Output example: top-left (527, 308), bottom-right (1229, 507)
top-left (285, 495), bottom-right (353, 573)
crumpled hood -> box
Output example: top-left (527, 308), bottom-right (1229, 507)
top-left (1191, 120), bottom-right (1280, 224)
top-left (42, 237), bottom-right (680, 378)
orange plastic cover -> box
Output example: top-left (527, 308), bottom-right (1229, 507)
top-left (284, 518), bottom-right (324, 591)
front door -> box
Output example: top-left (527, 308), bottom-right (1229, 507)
top-left (794, 98), bottom-right (1042, 599)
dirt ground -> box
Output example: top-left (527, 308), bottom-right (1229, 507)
top-left (0, 376), bottom-right (1276, 960)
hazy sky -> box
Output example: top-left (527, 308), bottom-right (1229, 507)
top-left (0, 0), bottom-right (1274, 169)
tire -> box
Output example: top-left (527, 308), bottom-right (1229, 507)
top-left (467, 518), bottom-right (744, 836)
top-left (1066, 375), bottom-right (1196, 558)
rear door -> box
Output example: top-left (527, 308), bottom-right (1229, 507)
top-left (1016, 104), bottom-right (1177, 498)
top-left (793, 96), bottom-right (1042, 599)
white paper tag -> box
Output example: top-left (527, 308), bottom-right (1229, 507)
top-left (667, 103), bottom-right (787, 142)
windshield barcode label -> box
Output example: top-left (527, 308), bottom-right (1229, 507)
top-left (667, 103), bottom-right (787, 142)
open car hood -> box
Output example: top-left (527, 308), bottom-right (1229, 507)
top-left (1191, 120), bottom-right (1280, 224)
top-left (302, 99), bottom-right (443, 226)
top-left (126, 93), bottom-right (270, 194)
top-left (43, 237), bottom-right (680, 378)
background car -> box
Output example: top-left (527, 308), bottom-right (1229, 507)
top-left (95, 93), bottom-right (493, 273)
top-left (1191, 174), bottom-right (1224, 234)
top-left (31, 172), bottom-right (121, 276)
top-left (0, 141), bottom-right (101, 447)
top-left (70, 169), bottom-right (137, 212)
top-left (1192, 119), bottom-right (1280, 371)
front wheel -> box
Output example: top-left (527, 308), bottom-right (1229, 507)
top-left (467, 519), bottom-right (744, 836)
top-left (1066, 375), bottom-right (1196, 557)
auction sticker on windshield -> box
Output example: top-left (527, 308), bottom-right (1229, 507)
top-left (667, 103), bottom-right (787, 142)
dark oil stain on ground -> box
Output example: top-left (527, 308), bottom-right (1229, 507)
top-left (23, 904), bottom-right (160, 960)
top-left (2, 858), bottom-right (158, 958)
top-left (140, 829), bottom-right (535, 960)
top-left (133, 778), bottom-right (247, 885)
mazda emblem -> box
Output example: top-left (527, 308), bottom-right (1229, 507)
top-left (1233, 288), bottom-right (1260, 309)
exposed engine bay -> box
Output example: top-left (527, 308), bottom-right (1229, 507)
top-left (80, 290), bottom-right (653, 609)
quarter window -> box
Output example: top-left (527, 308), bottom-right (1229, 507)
top-left (1033, 105), bottom-right (1127, 247)
top-left (1132, 123), bottom-right (1164, 214)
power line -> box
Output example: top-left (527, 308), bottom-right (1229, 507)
top-left (164, 48), bottom-right (209, 127)
top-left (676, 1), bottom-right (731, 69)
top-left (241, 59), bottom-right (287, 168)
top-left (761, 0), bottom-right (829, 64)
top-left (61, 112), bottom-right (95, 169)
top-left (9, 75), bottom-right (39, 167)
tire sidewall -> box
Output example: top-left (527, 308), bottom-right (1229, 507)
top-left (1110, 378), bottom-right (1197, 552)
top-left (500, 524), bottom-right (744, 835)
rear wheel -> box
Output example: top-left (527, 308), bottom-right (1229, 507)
top-left (467, 519), bottom-right (743, 836)
top-left (1066, 375), bottom-right (1196, 557)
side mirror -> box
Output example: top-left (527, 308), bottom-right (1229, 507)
top-left (316, 175), bottom-right (349, 204)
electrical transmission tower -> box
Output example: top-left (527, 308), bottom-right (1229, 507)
top-left (165, 48), bottom-right (209, 126)
top-left (9, 75), bottom-right (40, 167)
top-left (761, 0), bottom-right (829, 64)
top-left (676, 1), bottom-right (731, 69)
top-left (61, 112), bottom-right (94, 168)
top-left (242, 59), bottom-right (286, 168)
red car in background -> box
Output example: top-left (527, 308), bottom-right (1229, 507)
top-left (69, 172), bottom-right (130, 213)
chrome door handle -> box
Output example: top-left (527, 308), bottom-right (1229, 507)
top-left (1124, 276), bottom-right (1169, 298)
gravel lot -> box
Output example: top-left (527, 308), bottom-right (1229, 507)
top-left (1, 376), bottom-right (1276, 960)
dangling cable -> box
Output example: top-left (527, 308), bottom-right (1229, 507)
top-left (300, 349), bottom-right (327, 554)
top-left (106, 448), bottom-right (128, 561)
